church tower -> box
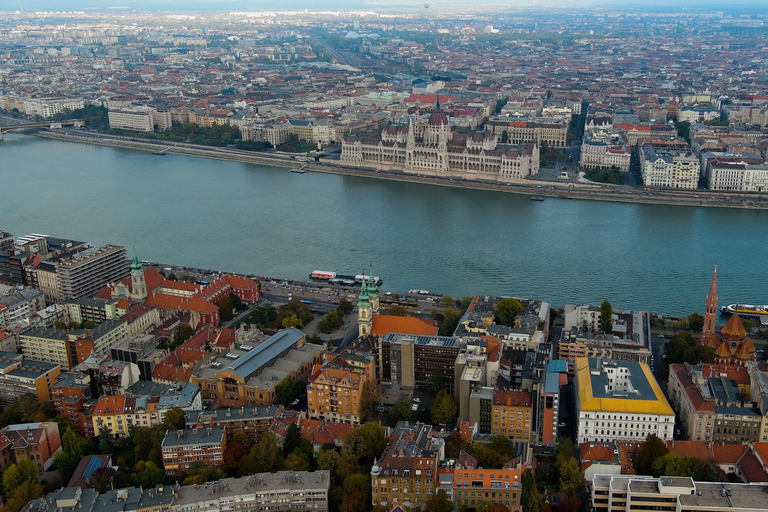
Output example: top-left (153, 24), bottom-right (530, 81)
top-left (367, 265), bottom-right (380, 313)
top-left (357, 276), bottom-right (373, 337)
top-left (130, 250), bottom-right (147, 300)
top-left (702, 265), bottom-right (718, 345)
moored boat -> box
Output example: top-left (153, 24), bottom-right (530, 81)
top-left (720, 304), bottom-right (768, 319)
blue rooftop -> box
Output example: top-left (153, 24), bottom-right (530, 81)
top-left (226, 328), bottom-right (305, 379)
top-left (547, 360), bottom-right (568, 373)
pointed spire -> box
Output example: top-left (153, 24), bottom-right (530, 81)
top-left (130, 248), bottom-right (142, 272)
top-left (702, 264), bottom-right (719, 343)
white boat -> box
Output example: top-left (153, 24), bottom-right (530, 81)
top-left (291, 168), bottom-right (306, 173)
top-left (720, 304), bottom-right (768, 319)
top-left (309, 270), bottom-right (336, 280)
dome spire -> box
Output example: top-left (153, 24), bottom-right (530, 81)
top-left (130, 248), bottom-right (142, 272)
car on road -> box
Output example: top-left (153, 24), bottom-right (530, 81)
top-left (412, 398), bottom-right (421, 403)
top-left (411, 404), bottom-right (419, 411)
top-left (558, 423), bottom-right (566, 427)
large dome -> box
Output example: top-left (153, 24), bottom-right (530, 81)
top-left (428, 112), bottom-right (449, 126)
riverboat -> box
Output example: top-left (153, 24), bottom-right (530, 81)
top-left (720, 304), bottom-right (768, 319)
top-left (309, 270), bottom-right (336, 280)
top-left (530, 195), bottom-right (545, 202)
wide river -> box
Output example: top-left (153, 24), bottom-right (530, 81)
top-left (1, 133), bottom-right (766, 316)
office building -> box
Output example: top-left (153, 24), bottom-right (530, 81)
top-left (20, 320), bottom-right (128, 369)
top-left (379, 333), bottom-right (460, 393)
top-left (641, 144), bottom-right (700, 189)
top-left (575, 358), bottom-right (675, 443)
top-left (108, 107), bottom-right (155, 131)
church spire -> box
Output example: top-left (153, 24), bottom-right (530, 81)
top-left (702, 265), bottom-right (718, 344)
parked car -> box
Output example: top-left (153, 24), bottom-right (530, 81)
top-left (412, 398), bottom-right (421, 403)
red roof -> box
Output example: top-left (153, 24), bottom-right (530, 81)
top-left (370, 314), bottom-right (438, 337)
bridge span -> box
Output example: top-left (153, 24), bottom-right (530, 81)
top-left (0, 119), bottom-right (84, 140)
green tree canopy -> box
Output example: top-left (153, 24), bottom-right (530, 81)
top-left (132, 461), bottom-right (165, 488)
top-left (558, 455), bottom-right (585, 496)
top-left (342, 422), bottom-right (386, 465)
top-left (600, 300), bottom-right (613, 333)
top-left (432, 390), bottom-right (458, 425)
top-left (688, 312), bottom-right (705, 331)
top-left (389, 305), bottom-right (408, 316)
top-left (275, 377), bottom-right (302, 405)
top-left (521, 468), bottom-right (542, 512)
top-left (637, 434), bottom-right (668, 475)
top-left (663, 332), bottom-right (715, 377)
top-left (497, 298), bottom-right (525, 326)
top-left (339, 473), bottom-right (371, 512)
top-left (388, 400), bottom-right (412, 425)
top-left (337, 299), bottom-right (353, 315)
top-left (425, 489), bottom-right (453, 512)
top-left (218, 297), bottom-right (234, 321)
top-left (240, 431), bottom-right (282, 475)
top-left (163, 407), bottom-right (186, 430)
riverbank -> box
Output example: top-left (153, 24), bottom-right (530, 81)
top-left (34, 129), bottom-right (768, 210)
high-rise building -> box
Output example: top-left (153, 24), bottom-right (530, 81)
top-left (54, 245), bottom-right (130, 300)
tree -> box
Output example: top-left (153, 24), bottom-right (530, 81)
top-left (240, 431), bottom-right (282, 475)
top-left (275, 376), bottom-right (301, 405)
top-left (317, 310), bottom-right (344, 333)
top-left (425, 489), bottom-right (453, 512)
top-left (360, 381), bottom-right (380, 416)
top-left (637, 434), bottom-right (668, 475)
top-left (663, 332), bottom-right (715, 377)
top-left (444, 431), bottom-right (470, 459)
top-left (98, 428), bottom-right (116, 453)
top-left (389, 305), bottom-right (408, 316)
top-left (283, 423), bottom-right (302, 457)
top-left (282, 314), bottom-right (304, 328)
top-left (218, 297), bottom-right (234, 320)
top-left (432, 390), bottom-right (458, 425)
top-left (600, 300), bottom-right (613, 333)
top-left (284, 451), bottom-right (310, 471)
top-left (343, 422), bottom-right (386, 465)
top-left (277, 300), bottom-right (313, 326)
top-left (558, 455), bottom-right (585, 496)
top-left (388, 400), bottom-right (412, 425)
top-left (497, 298), bottom-right (525, 326)
top-left (339, 473), bottom-right (371, 512)
top-left (688, 312), bottom-right (705, 331)
top-left (337, 299), bottom-right (353, 315)
top-left (439, 307), bottom-right (462, 336)
top-left (167, 273), bottom-right (178, 281)
top-left (742, 318), bottom-right (753, 332)
top-left (229, 292), bottom-right (244, 310)
top-left (91, 467), bottom-right (125, 493)
top-left (521, 468), bottom-right (542, 512)
top-left (132, 461), bottom-right (165, 488)
top-left (489, 435), bottom-right (516, 458)
top-left (177, 323), bottom-right (194, 344)
top-left (429, 368), bottom-right (446, 395)
top-left (317, 449), bottom-right (341, 477)
top-left (223, 432), bottom-right (251, 476)
top-left (182, 461), bottom-right (225, 485)
top-left (442, 296), bottom-right (454, 306)
top-left (163, 407), bottom-right (187, 430)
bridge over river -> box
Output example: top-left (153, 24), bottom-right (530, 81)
top-left (0, 119), bottom-right (83, 140)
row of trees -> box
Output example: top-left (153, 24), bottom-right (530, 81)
top-left (637, 434), bottom-right (719, 480)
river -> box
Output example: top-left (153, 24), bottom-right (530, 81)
top-left (1, 133), bottom-right (766, 316)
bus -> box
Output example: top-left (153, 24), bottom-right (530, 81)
top-left (380, 298), bottom-right (418, 309)
top-left (300, 300), bottom-right (313, 305)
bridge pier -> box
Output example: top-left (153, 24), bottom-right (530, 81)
top-left (0, 131), bottom-right (4, 141)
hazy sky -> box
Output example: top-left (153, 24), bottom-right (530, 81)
top-left (0, 0), bottom-right (766, 13)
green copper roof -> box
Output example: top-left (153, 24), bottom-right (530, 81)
top-left (130, 250), bottom-right (142, 272)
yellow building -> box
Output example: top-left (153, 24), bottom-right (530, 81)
top-left (491, 389), bottom-right (533, 440)
top-left (307, 362), bottom-right (374, 424)
top-left (92, 395), bottom-right (159, 439)
top-left (576, 358), bottom-right (674, 444)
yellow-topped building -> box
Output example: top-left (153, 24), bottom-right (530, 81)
top-left (576, 357), bottom-right (675, 444)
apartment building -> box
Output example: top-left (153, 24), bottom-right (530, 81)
top-left (0, 288), bottom-right (46, 326)
top-left (20, 320), bottom-right (128, 369)
top-left (52, 245), bottom-right (130, 300)
top-left (28, 471), bottom-right (331, 512)
top-left (491, 390), bottom-right (533, 440)
top-left (452, 441), bottom-right (531, 511)
top-left (379, 333), bottom-right (460, 393)
top-left (161, 427), bottom-right (226, 477)
top-left (51, 372), bottom-right (95, 437)
top-left (576, 358), bottom-right (675, 443)
top-left (109, 334), bottom-right (162, 381)
top-left (22, 97), bottom-right (84, 118)
top-left (307, 362), bottom-right (374, 424)
top-left (187, 405), bottom-right (281, 444)
top-left (706, 158), bottom-right (768, 192)
top-left (0, 422), bottom-right (62, 472)
top-left (668, 363), bottom-right (763, 443)
top-left (371, 422), bottom-right (443, 510)
top-left (92, 395), bottom-right (158, 438)
top-left (591, 474), bottom-right (768, 512)
top-left (487, 116), bottom-right (568, 147)
top-left (580, 131), bottom-right (632, 172)
top-left (641, 145), bottom-right (700, 188)
top-left (0, 352), bottom-right (60, 404)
